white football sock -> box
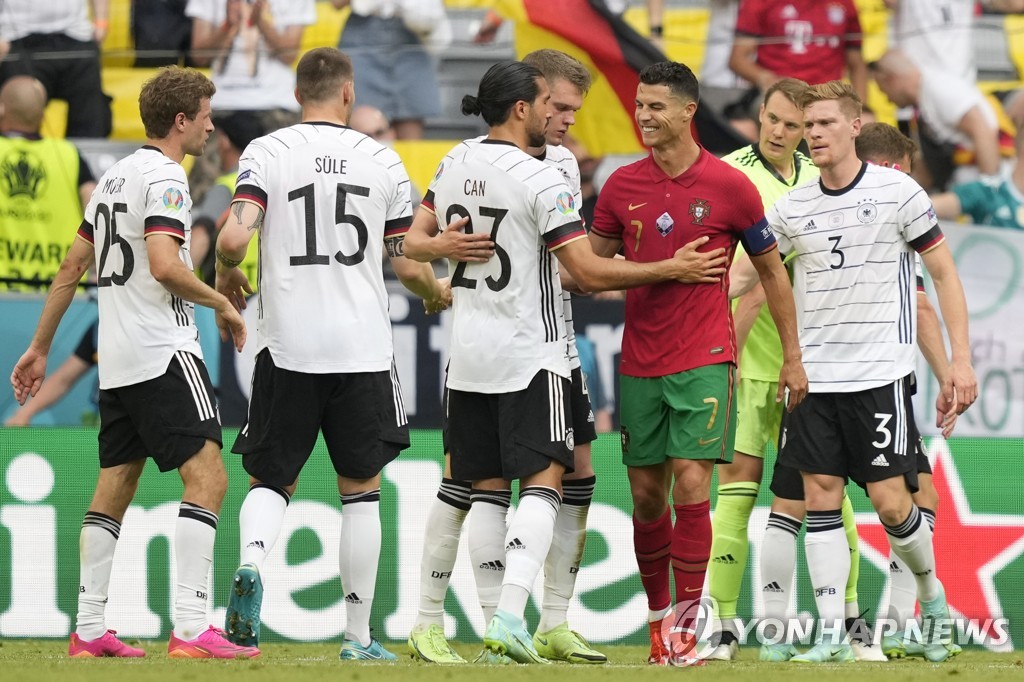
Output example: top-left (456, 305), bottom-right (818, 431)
top-left (340, 490), bottom-right (382, 647)
top-left (76, 512), bottom-right (120, 641)
top-left (415, 479), bottom-right (470, 628)
top-left (539, 476), bottom-right (593, 633)
top-left (497, 486), bottom-right (561, 620)
top-left (468, 488), bottom-right (511, 626)
top-left (760, 512), bottom-right (800, 643)
top-left (805, 510), bottom-right (848, 644)
top-left (238, 483), bottom-right (290, 571)
top-left (173, 502), bottom-right (218, 641)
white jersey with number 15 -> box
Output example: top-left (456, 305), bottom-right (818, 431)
top-left (233, 122), bottom-right (413, 374)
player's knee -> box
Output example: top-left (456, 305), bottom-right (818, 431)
top-left (631, 485), bottom-right (668, 520)
top-left (873, 497), bottom-right (912, 527)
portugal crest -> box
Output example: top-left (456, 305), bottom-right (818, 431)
top-left (689, 198), bottom-right (711, 225)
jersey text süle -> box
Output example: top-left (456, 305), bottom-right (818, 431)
top-left (233, 122), bottom-right (413, 373)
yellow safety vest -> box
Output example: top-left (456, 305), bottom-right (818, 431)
top-left (214, 171), bottom-right (260, 292)
top-left (0, 136), bottom-right (82, 290)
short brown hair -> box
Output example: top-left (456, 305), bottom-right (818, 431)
top-left (523, 49), bottom-right (592, 96)
top-left (139, 67), bottom-right (215, 138)
top-left (800, 80), bottom-right (861, 120)
top-left (296, 48), bottom-right (354, 104)
top-left (856, 122), bottom-right (917, 166)
top-left (763, 77), bottom-right (809, 108)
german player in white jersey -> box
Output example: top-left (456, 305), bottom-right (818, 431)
top-left (403, 50), bottom-right (620, 665)
top-left (765, 81), bottom-right (977, 663)
top-left (10, 67), bottom-right (255, 660)
top-left (213, 47), bottom-right (449, 662)
top-left (855, 122), bottom-right (965, 660)
top-left (404, 60), bottom-right (728, 665)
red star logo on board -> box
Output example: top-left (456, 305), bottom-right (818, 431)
top-left (855, 439), bottom-right (1024, 651)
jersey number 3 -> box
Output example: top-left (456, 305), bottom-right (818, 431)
top-left (288, 182), bottom-right (370, 267)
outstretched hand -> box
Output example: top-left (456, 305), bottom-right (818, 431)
top-left (935, 390), bottom-right (959, 439)
top-left (669, 236), bottom-right (728, 283)
top-left (10, 347), bottom-right (47, 406)
top-left (947, 358), bottom-right (977, 415)
top-left (216, 302), bottom-right (247, 353)
top-left (216, 266), bottom-right (253, 314)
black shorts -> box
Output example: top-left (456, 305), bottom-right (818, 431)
top-left (98, 351), bottom-right (222, 472)
top-left (768, 460), bottom-right (805, 501)
top-left (233, 350), bottom-right (410, 486)
top-left (570, 366), bottom-right (598, 446)
top-left (447, 370), bottom-right (574, 482)
top-left (777, 376), bottom-right (919, 491)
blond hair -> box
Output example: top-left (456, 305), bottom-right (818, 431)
top-left (800, 80), bottom-right (862, 121)
top-left (523, 49), bottom-right (592, 96)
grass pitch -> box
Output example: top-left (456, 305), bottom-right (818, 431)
top-left (2, 640), bottom-right (1023, 682)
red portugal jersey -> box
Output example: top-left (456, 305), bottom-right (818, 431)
top-left (591, 150), bottom-right (775, 378)
top-left (735, 0), bottom-right (862, 86)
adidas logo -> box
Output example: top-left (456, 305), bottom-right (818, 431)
top-left (871, 454), bottom-right (889, 467)
top-left (802, 219), bottom-right (819, 233)
top-left (245, 540), bottom-right (265, 550)
top-left (478, 560), bottom-right (505, 571)
top-left (713, 553), bottom-right (738, 564)
top-left (506, 538), bottom-right (525, 551)
top-left (889, 561), bottom-right (902, 572)
top-left (344, 592), bottom-right (363, 604)
top-left (763, 581), bottom-right (784, 593)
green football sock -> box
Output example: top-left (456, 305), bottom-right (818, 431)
top-left (841, 492), bottom-right (860, 605)
top-left (709, 481), bottom-right (760, 620)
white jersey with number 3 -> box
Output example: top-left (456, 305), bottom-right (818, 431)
top-left (767, 163), bottom-right (944, 392)
top-left (425, 139), bottom-right (587, 393)
top-left (78, 147), bottom-right (202, 389)
top-left (234, 122), bottom-right (413, 374)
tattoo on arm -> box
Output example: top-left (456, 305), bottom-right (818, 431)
top-left (216, 249), bottom-right (243, 269)
top-left (231, 202), bottom-right (265, 232)
top-left (249, 207), bottom-right (265, 232)
top-left (385, 235), bottom-right (406, 258)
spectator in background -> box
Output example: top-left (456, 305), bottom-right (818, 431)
top-left (931, 126), bottom-right (1024, 231)
top-left (0, 76), bottom-right (96, 291)
top-left (332, 0), bottom-right (445, 140)
top-left (132, 0), bottom-right (194, 67)
top-left (191, 112), bottom-right (265, 284)
top-left (5, 320), bottom-right (98, 426)
top-left (729, 0), bottom-right (868, 105)
top-left (885, 0), bottom-right (976, 83)
top-left (0, 0), bottom-right (113, 137)
top-left (980, 0), bottom-right (1024, 12)
top-left (871, 49), bottom-right (1002, 190)
top-left (349, 103), bottom-right (396, 145)
top-left (186, 0), bottom-right (316, 196)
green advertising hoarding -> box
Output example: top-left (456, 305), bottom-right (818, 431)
top-left (1, 428), bottom-right (1022, 649)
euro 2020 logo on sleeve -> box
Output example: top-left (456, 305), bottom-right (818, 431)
top-left (162, 187), bottom-right (184, 210)
top-left (555, 191), bottom-right (575, 215)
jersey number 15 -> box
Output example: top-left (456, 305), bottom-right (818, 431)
top-left (288, 182), bottom-right (371, 267)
